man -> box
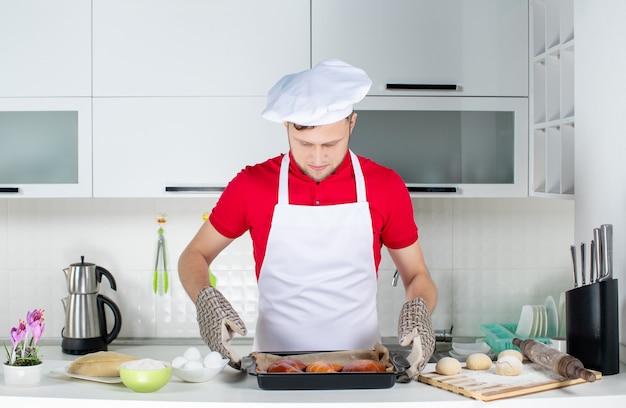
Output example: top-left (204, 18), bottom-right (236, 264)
top-left (178, 59), bottom-right (437, 381)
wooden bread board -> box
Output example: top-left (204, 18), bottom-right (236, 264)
top-left (418, 362), bottom-right (602, 402)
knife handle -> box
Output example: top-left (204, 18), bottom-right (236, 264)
top-left (593, 228), bottom-right (602, 282)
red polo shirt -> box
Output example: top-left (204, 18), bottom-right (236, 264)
top-left (209, 151), bottom-right (418, 279)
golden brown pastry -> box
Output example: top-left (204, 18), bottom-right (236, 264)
top-left (67, 351), bottom-right (139, 377)
top-left (305, 361), bottom-right (344, 373)
top-left (266, 359), bottom-right (307, 373)
top-left (340, 359), bottom-right (386, 372)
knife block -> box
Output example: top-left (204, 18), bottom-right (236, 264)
top-left (565, 279), bottom-right (619, 375)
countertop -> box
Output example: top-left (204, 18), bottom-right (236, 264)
top-left (2, 340), bottom-right (625, 407)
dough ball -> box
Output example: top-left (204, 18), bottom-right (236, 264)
top-left (495, 355), bottom-right (523, 376)
top-left (465, 353), bottom-right (492, 371)
top-left (435, 357), bottom-right (462, 376)
top-left (497, 349), bottom-right (524, 362)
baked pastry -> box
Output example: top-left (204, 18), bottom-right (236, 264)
top-left (67, 351), bottom-right (139, 377)
top-left (340, 359), bottom-right (386, 372)
top-left (465, 353), bottom-right (492, 371)
top-left (435, 356), bottom-right (462, 375)
top-left (305, 361), bottom-right (344, 373)
top-left (266, 359), bottom-right (307, 373)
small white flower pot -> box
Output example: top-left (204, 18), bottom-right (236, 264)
top-left (3, 362), bottom-right (43, 386)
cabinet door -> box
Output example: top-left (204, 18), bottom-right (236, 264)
top-left (92, 97), bottom-right (288, 197)
top-left (312, 0), bottom-right (528, 97)
top-left (0, 98), bottom-right (92, 197)
top-left (92, 0), bottom-right (310, 97)
top-left (0, 0), bottom-right (91, 97)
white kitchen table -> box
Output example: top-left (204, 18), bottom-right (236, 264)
top-left (2, 340), bottom-right (625, 408)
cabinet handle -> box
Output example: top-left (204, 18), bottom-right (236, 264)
top-left (0, 187), bottom-right (19, 193)
top-left (386, 83), bottom-right (459, 91)
top-left (407, 186), bottom-right (457, 193)
top-left (165, 186), bottom-right (225, 193)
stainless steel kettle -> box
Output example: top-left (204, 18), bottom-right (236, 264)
top-left (63, 255), bottom-right (117, 294)
top-left (61, 256), bottom-right (122, 355)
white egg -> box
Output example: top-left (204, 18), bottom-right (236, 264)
top-left (171, 356), bottom-right (188, 368)
top-left (204, 351), bottom-right (224, 367)
top-left (184, 359), bottom-right (204, 370)
top-left (183, 346), bottom-right (202, 361)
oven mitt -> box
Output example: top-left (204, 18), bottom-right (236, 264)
top-left (196, 286), bottom-right (248, 370)
top-left (397, 297), bottom-right (435, 382)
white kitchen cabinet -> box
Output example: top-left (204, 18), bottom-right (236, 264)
top-left (529, 0), bottom-right (574, 198)
top-left (0, 98), bottom-right (92, 197)
top-left (0, 0), bottom-right (91, 97)
top-left (92, 97), bottom-right (288, 197)
top-left (92, 0), bottom-right (310, 97)
top-left (312, 0), bottom-right (528, 97)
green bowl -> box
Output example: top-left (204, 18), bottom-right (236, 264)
top-left (119, 361), bottom-right (172, 393)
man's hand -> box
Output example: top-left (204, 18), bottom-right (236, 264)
top-left (397, 297), bottom-right (435, 382)
top-left (196, 286), bottom-right (247, 370)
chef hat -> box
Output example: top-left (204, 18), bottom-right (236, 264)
top-left (261, 58), bottom-right (372, 126)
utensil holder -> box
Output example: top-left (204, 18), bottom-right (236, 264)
top-left (565, 279), bottom-right (619, 375)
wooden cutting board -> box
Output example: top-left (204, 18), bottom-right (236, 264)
top-left (418, 362), bottom-right (601, 402)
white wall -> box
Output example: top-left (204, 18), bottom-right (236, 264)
top-left (0, 197), bottom-right (574, 343)
top-left (575, 0), bottom-right (626, 357)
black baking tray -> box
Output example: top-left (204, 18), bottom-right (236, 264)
top-left (242, 345), bottom-right (407, 390)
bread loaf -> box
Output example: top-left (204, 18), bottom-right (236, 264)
top-left (305, 361), bottom-right (344, 373)
top-left (67, 351), bottom-right (139, 377)
top-left (266, 359), bottom-right (307, 373)
top-left (340, 359), bottom-right (386, 373)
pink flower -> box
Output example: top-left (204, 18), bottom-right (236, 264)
top-left (10, 320), bottom-right (27, 347)
top-left (5, 309), bottom-right (46, 366)
top-left (27, 309), bottom-right (45, 346)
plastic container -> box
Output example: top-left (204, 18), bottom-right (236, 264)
top-left (480, 323), bottom-right (550, 353)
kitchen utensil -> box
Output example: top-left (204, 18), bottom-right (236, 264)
top-left (515, 305), bottom-right (534, 338)
top-left (153, 213), bottom-right (168, 294)
top-left (590, 239), bottom-right (597, 283)
top-left (593, 227), bottom-right (602, 282)
top-left (599, 224), bottom-right (613, 281)
top-left (545, 296), bottom-right (558, 338)
top-left (63, 255), bottom-right (117, 294)
top-left (569, 245), bottom-right (578, 287)
top-left (61, 257), bottom-right (122, 355)
top-left (512, 338), bottom-right (596, 382)
top-left (172, 359), bottom-right (228, 383)
top-left (566, 279), bottom-right (620, 375)
top-left (580, 242), bottom-right (586, 285)
top-left (119, 361), bottom-right (172, 393)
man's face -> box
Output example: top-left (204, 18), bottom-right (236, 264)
top-left (285, 113), bottom-right (357, 182)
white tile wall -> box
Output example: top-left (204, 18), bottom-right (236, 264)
top-left (0, 197), bottom-right (574, 342)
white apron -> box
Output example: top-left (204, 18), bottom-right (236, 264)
top-left (253, 150), bottom-right (380, 352)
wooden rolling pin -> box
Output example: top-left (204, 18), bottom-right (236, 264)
top-left (512, 338), bottom-right (596, 382)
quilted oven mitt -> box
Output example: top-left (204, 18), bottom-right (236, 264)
top-left (397, 297), bottom-right (435, 382)
top-left (196, 286), bottom-right (247, 370)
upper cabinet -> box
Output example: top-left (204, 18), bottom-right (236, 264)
top-left (0, 0), bottom-right (91, 97)
top-left (529, 0), bottom-right (575, 198)
top-left (92, 97), bottom-right (288, 198)
top-left (92, 0), bottom-right (310, 97)
top-left (312, 0), bottom-right (528, 97)
top-left (0, 98), bottom-right (93, 197)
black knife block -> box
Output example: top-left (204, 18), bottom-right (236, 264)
top-left (566, 279), bottom-right (619, 375)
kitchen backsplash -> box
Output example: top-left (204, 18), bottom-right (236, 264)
top-left (0, 197), bottom-right (574, 341)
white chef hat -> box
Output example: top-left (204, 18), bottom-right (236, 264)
top-left (261, 58), bottom-right (372, 126)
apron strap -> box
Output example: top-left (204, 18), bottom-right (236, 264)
top-left (277, 150), bottom-right (366, 204)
